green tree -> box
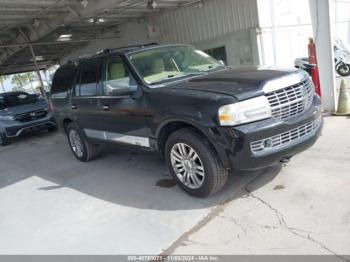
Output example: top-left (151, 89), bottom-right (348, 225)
top-left (11, 74), bottom-right (26, 91)
top-left (22, 72), bottom-right (36, 92)
top-left (0, 75), bottom-right (7, 93)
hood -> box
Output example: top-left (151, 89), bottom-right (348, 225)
top-left (0, 98), bottom-right (48, 117)
top-left (165, 67), bottom-right (302, 101)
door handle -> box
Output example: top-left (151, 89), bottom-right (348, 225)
top-left (101, 105), bottom-right (110, 111)
top-left (71, 104), bottom-right (77, 110)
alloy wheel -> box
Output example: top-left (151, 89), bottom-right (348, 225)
top-left (170, 143), bottom-right (205, 189)
top-left (69, 129), bottom-right (84, 157)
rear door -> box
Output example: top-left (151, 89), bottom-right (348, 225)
top-left (70, 59), bottom-right (101, 131)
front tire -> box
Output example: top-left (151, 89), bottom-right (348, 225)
top-left (165, 128), bottom-right (228, 198)
top-left (0, 133), bottom-right (10, 146)
top-left (66, 122), bottom-right (99, 162)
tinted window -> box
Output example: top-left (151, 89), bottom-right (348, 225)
top-left (77, 61), bottom-right (99, 96)
top-left (51, 65), bottom-right (77, 98)
top-left (0, 92), bottom-right (38, 110)
top-left (104, 57), bottom-right (137, 95)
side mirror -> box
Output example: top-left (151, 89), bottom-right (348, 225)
top-left (218, 60), bottom-right (226, 66)
top-left (107, 84), bottom-right (138, 96)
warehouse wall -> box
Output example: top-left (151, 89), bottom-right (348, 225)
top-left (193, 29), bottom-right (260, 67)
top-left (156, 0), bottom-right (258, 44)
top-left (61, 21), bottom-right (149, 64)
top-left (62, 0), bottom-right (260, 67)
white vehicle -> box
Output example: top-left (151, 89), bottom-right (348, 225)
top-left (334, 38), bottom-right (350, 77)
top-left (294, 38), bottom-right (350, 77)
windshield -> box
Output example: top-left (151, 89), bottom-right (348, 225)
top-left (128, 45), bottom-right (224, 85)
top-left (0, 92), bottom-right (38, 110)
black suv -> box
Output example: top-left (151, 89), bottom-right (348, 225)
top-left (0, 91), bottom-right (57, 146)
top-left (51, 44), bottom-right (322, 197)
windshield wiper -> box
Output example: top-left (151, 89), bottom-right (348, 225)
top-left (148, 72), bottom-right (208, 85)
top-left (183, 72), bottom-right (208, 76)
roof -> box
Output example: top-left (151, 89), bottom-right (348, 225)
top-left (63, 43), bottom-right (189, 65)
top-left (0, 0), bottom-right (200, 76)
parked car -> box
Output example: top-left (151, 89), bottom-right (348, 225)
top-left (51, 43), bottom-right (322, 197)
top-left (0, 91), bottom-right (57, 146)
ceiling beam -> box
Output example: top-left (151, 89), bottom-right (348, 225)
top-left (0, 36), bottom-right (121, 48)
top-left (0, 0), bottom-right (137, 65)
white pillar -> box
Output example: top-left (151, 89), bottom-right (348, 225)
top-left (309, 0), bottom-right (337, 112)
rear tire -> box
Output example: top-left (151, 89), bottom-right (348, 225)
top-left (165, 127), bottom-right (228, 198)
top-left (66, 122), bottom-right (99, 162)
top-left (0, 133), bottom-right (10, 146)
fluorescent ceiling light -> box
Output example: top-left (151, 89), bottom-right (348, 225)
top-left (30, 56), bottom-right (44, 61)
top-left (147, 0), bottom-right (158, 9)
top-left (57, 34), bottom-right (72, 41)
top-left (80, 0), bottom-right (88, 8)
top-left (33, 19), bottom-right (40, 27)
top-left (87, 18), bottom-right (105, 23)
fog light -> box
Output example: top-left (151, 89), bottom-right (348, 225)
top-left (263, 138), bottom-right (273, 149)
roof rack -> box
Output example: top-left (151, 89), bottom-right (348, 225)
top-left (96, 48), bottom-right (112, 55)
top-left (109, 42), bottom-right (159, 52)
top-left (67, 42), bottom-right (160, 64)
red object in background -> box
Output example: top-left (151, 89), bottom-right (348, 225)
top-left (48, 99), bottom-right (54, 112)
top-left (308, 38), bottom-right (322, 97)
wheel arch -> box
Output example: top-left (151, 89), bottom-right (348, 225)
top-left (157, 119), bottom-right (220, 161)
top-left (62, 118), bottom-right (73, 133)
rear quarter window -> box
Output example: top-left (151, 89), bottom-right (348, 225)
top-left (51, 65), bottom-right (77, 98)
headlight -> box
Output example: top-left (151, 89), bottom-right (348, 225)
top-left (0, 115), bottom-right (14, 120)
top-left (218, 96), bottom-right (272, 126)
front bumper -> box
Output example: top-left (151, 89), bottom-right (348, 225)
top-left (206, 95), bottom-right (322, 170)
top-left (1, 113), bottom-right (57, 138)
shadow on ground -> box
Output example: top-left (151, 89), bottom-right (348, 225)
top-left (0, 131), bottom-right (282, 211)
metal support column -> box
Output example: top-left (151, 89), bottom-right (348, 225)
top-left (29, 44), bottom-right (48, 100)
top-left (309, 0), bottom-right (336, 112)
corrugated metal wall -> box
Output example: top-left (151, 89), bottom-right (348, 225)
top-left (157, 0), bottom-right (259, 44)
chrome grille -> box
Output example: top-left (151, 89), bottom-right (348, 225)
top-left (266, 79), bottom-right (314, 121)
top-left (250, 118), bottom-right (321, 155)
top-left (15, 110), bottom-right (47, 122)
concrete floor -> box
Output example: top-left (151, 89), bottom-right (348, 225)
top-left (0, 116), bottom-right (349, 257)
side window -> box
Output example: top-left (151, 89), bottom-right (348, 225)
top-left (77, 61), bottom-right (99, 96)
top-left (51, 66), bottom-right (77, 98)
top-left (103, 57), bottom-right (137, 96)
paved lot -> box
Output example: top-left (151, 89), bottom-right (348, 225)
top-left (0, 116), bottom-right (349, 257)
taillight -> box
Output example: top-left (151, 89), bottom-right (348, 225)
top-left (48, 100), bottom-right (54, 112)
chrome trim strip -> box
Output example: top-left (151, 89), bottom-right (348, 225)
top-left (250, 117), bottom-right (321, 156)
top-left (84, 128), bottom-right (150, 147)
top-left (72, 95), bottom-right (130, 99)
top-left (263, 71), bottom-right (307, 93)
top-left (5, 121), bottom-right (57, 138)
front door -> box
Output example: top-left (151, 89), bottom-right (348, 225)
top-left (89, 55), bottom-right (149, 148)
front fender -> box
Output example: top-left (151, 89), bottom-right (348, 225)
top-left (155, 116), bottom-right (209, 138)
